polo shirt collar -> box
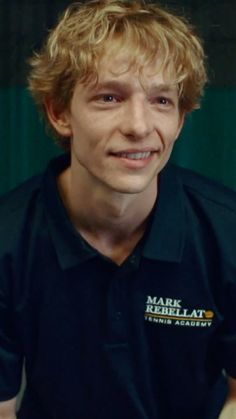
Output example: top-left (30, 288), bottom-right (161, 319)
top-left (142, 163), bottom-right (185, 263)
top-left (43, 154), bottom-right (185, 269)
top-left (43, 153), bottom-right (98, 269)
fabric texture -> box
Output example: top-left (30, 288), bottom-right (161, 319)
top-left (0, 154), bottom-right (236, 418)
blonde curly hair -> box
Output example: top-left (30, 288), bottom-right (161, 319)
top-left (28, 0), bottom-right (207, 149)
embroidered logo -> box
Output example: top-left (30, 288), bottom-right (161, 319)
top-left (144, 295), bottom-right (214, 328)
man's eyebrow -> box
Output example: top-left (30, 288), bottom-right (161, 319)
top-left (148, 83), bottom-right (178, 93)
top-left (92, 80), bottom-right (130, 93)
top-left (90, 80), bottom-right (178, 94)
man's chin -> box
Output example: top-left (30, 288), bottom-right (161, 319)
top-left (107, 177), bottom-right (157, 196)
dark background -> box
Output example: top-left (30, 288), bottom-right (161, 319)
top-left (0, 0), bottom-right (236, 194)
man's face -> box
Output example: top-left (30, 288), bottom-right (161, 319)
top-left (60, 50), bottom-right (184, 195)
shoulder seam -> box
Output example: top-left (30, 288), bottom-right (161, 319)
top-left (183, 183), bottom-right (236, 215)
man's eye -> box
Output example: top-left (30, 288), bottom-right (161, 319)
top-left (157, 96), bottom-right (170, 105)
top-left (101, 94), bottom-right (117, 102)
top-left (94, 94), bottom-right (121, 107)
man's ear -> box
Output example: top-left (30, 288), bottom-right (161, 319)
top-left (44, 99), bottom-right (72, 137)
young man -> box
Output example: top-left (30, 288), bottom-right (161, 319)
top-left (0, 1), bottom-right (236, 418)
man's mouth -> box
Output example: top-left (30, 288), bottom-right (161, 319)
top-left (112, 151), bottom-right (152, 160)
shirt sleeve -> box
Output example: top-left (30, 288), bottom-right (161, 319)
top-left (0, 257), bottom-right (23, 401)
top-left (219, 273), bottom-right (236, 379)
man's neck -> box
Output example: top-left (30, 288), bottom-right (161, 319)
top-left (57, 167), bottom-right (158, 264)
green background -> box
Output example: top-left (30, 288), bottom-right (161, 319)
top-left (1, 86), bottom-right (235, 196)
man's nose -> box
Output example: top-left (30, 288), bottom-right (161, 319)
top-left (120, 98), bottom-right (153, 140)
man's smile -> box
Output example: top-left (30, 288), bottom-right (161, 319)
top-left (112, 151), bottom-right (152, 160)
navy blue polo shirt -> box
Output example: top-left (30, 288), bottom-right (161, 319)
top-left (0, 154), bottom-right (236, 419)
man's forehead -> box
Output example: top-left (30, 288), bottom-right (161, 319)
top-left (94, 47), bottom-right (178, 90)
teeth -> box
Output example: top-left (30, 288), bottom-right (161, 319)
top-left (117, 151), bottom-right (151, 160)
